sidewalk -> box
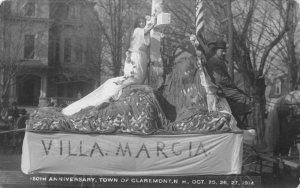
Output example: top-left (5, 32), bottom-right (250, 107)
top-left (261, 172), bottom-right (299, 188)
top-left (0, 153), bottom-right (299, 187)
top-left (0, 153), bottom-right (21, 171)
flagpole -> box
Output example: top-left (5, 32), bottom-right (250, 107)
top-left (195, 0), bottom-right (217, 112)
top-left (227, 0), bottom-right (234, 79)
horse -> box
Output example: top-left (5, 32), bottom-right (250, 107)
top-left (265, 90), bottom-right (300, 156)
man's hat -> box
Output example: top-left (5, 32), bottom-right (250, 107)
top-left (207, 41), bottom-right (215, 49)
top-left (213, 39), bottom-right (227, 49)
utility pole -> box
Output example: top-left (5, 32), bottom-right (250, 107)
top-left (227, 0), bottom-right (234, 79)
top-left (150, 0), bottom-right (164, 64)
top-left (149, 0), bottom-right (164, 88)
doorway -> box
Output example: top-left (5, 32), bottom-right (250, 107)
top-left (16, 75), bottom-right (41, 106)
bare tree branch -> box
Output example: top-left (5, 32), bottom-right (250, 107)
top-left (258, 0), bottom-right (291, 74)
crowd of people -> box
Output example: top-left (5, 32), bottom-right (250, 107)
top-left (0, 102), bottom-right (29, 154)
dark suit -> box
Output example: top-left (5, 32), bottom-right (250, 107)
top-left (206, 55), bottom-right (251, 120)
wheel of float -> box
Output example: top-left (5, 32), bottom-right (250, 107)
top-left (242, 143), bottom-right (260, 175)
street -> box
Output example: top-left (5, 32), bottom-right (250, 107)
top-left (0, 153), bottom-right (299, 188)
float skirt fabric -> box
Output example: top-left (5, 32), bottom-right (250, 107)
top-left (22, 131), bottom-right (243, 176)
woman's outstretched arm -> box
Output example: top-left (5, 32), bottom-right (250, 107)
top-left (144, 13), bottom-right (157, 34)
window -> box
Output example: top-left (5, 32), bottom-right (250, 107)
top-left (24, 35), bottom-right (35, 59)
top-left (64, 38), bottom-right (72, 63)
top-left (1, 1), bottom-right (12, 17)
top-left (274, 79), bottom-right (282, 95)
top-left (57, 84), bottom-right (64, 97)
top-left (69, 6), bottom-right (79, 19)
top-left (67, 84), bottom-right (74, 98)
top-left (24, 2), bottom-right (36, 17)
top-left (63, 5), bottom-right (70, 19)
top-left (75, 38), bottom-right (83, 63)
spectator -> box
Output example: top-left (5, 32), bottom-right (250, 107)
top-left (48, 98), bottom-right (58, 107)
top-left (14, 109), bottom-right (29, 154)
top-left (1, 107), bottom-right (9, 121)
top-left (10, 102), bottom-right (19, 121)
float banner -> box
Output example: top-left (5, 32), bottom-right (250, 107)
top-left (22, 132), bottom-right (243, 176)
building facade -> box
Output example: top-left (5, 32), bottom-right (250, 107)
top-left (0, 0), bottom-right (100, 107)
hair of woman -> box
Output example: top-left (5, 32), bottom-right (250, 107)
top-left (133, 16), bottom-right (146, 28)
top-left (125, 16), bottom-right (146, 53)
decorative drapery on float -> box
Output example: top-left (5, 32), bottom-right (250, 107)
top-left (28, 86), bottom-right (167, 135)
top-left (28, 84), bottom-right (235, 134)
top-left (26, 0), bottom-right (237, 135)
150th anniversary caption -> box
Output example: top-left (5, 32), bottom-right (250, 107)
top-left (30, 175), bottom-right (261, 187)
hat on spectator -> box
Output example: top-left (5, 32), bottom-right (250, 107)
top-left (213, 39), bottom-right (227, 49)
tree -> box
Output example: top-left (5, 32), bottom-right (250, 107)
top-left (262, 1), bottom-right (299, 93)
top-left (157, 0), bottom-right (204, 84)
top-left (57, 1), bottom-right (107, 86)
top-left (284, 1), bottom-right (299, 90)
top-left (230, 0), bottom-right (293, 145)
top-left (163, 0), bottom-right (294, 145)
top-left (92, 0), bottom-right (151, 77)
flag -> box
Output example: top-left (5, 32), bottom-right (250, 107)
top-left (196, 0), bottom-right (204, 37)
top-left (195, 0), bottom-right (207, 51)
top-left (195, 0), bottom-right (217, 111)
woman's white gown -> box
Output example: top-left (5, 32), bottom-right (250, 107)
top-left (62, 28), bottom-right (150, 116)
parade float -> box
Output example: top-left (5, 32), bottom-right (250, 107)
top-left (21, 0), bottom-right (255, 181)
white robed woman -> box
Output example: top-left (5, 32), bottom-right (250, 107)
top-left (62, 15), bottom-right (157, 116)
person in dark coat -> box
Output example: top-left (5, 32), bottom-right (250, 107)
top-left (13, 108), bottom-right (29, 154)
top-left (10, 102), bottom-right (19, 121)
top-left (205, 39), bottom-right (251, 127)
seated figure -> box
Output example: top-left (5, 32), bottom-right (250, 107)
top-left (62, 15), bottom-right (157, 116)
top-left (28, 15), bottom-right (169, 135)
top-left (204, 39), bottom-right (252, 128)
top-left (160, 56), bottom-right (239, 134)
